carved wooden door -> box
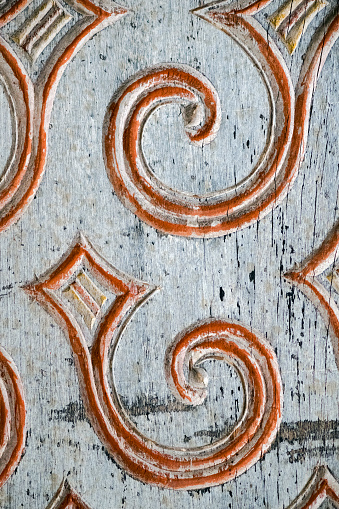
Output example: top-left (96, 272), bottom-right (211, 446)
top-left (0, 0), bottom-right (338, 507)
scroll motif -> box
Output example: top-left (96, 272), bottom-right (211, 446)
top-left (47, 480), bottom-right (91, 509)
top-left (0, 346), bottom-right (26, 489)
top-left (285, 225), bottom-right (339, 370)
top-left (24, 234), bottom-right (283, 490)
top-left (0, 0), bottom-right (127, 233)
top-left (287, 465), bottom-right (339, 508)
top-left (103, 0), bottom-right (338, 237)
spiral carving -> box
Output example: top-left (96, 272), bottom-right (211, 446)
top-left (104, 1), bottom-right (339, 237)
top-left (24, 234), bottom-right (282, 490)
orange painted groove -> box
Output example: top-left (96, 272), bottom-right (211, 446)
top-left (231, 0), bottom-right (274, 15)
top-left (47, 480), bottom-right (92, 508)
top-left (0, 39), bottom-right (33, 209)
top-left (287, 465), bottom-right (339, 508)
top-left (24, 235), bottom-right (283, 490)
top-left (0, 0), bottom-right (127, 233)
top-left (104, 2), bottom-right (338, 237)
top-left (0, 347), bottom-right (26, 489)
top-left (285, 222), bottom-right (339, 371)
top-left (0, 0), bottom-right (31, 28)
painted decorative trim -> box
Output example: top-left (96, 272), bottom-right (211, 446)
top-left (285, 225), bottom-right (339, 370)
top-left (0, 0), bottom-right (127, 233)
top-left (103, 0), bottom-right (338, 237)
top-left (269, 0), bottom-right (329, 54)
top-left (11, 0), bottom-right (74, 63)
top-left (287, 465), bottom-right (339, 508)
top-left (44, 466), bottom-right (339, 507)
top-left (47, 480), bottom-right (91, 509)
top-left (0, 346), bottom-right (26, 489)
top-left (24, 234), bottom-right (283, 490)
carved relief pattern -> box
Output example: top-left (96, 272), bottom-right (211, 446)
top-left (0, 0), bottom-right (127, 233)
top-left (103, 0), bottom-right (339, 237)
top-left (0, 0), bottom-right (337, 504)
top-left (47, 480), bottom-right (92, 509)
top-left (11, 0), bottom-right (73, 62)
top-left (285, 225), bottom-right (339, 370)
top-left (287, 466), bottom-right (339, 508)
top-left (24, 234), bottom-right (283, 490)
top-left (0, 346), bottom-right (25, 489)
top-left (269, 0), bottom-right (328, 54)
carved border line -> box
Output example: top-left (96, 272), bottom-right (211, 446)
top-left (287, 465), bottom-right (339, 508)
top-left (0, 346), bottom-right (26, 489)
top-left (24, 234), bottom-right (283, 490)
top-left (47, 480), bottom-right (91, 508)
top-left (285, 224), bottom-right (339, 370)
top-left (0, 0), bottom-right (127, 233)
top-left (103, 0), bottom-right (339, 237)
top-left (269, 0), bottom-right (329, 54)
top-left (43, 465), bottom-right (339, 507)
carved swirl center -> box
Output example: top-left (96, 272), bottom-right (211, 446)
top-left (104, 55), bottom-right (293, 236)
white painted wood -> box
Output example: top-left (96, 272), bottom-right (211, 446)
top-left (0, 0), bottom-right (338, 506)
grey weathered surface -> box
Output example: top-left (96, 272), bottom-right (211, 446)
top-left (0, 0), bottom-right (339, 507)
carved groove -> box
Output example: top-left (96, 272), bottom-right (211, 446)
top-left (269, 0), bottom-right (328, 54)
top-left (11, 0), bottom-right (73, 62)
top-left (24, 234), bottom-right (283, 490)
top-left (285, 224), bottom-right (339, 371)
top-left (63, 271), bottom-right (107, 330)
top-left (0, 0), bottom-right (127, 233)
top-left (0, 346), bottom-right (26, 489)
top-left (47, 480), bottom-right (91, 509)
top-left (103, 0), bottom-right (338, 237)
top-left (287, 465), bottom-right (339, 508)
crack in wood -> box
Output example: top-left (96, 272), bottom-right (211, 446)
top-left (50, 399), bottom-right (339, 447)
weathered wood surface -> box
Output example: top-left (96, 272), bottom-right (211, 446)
top-left (0, 0), bottom-right (338, 507)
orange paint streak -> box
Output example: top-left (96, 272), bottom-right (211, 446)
top-left (0, 381), bottom-right (10, 455)
top-left (232, 0), bottom-right (274, 16)
top-left (286, 261), bottom-right (339, 372)
top-left (284, 108), bottom-right (339, 375)
top-left (71, 280), bottom-right (100, 316)
top-left (278, 0), bottom-right (317, 39)
top-left (120, 80), bottom-right (222, 216)
top-left (105, 13), bottom-right (294, 235)
top-left (58, 492), bottom-right (90, 509)
top-left (298, 479), bottom-right (339, 507)
top-left (290, 272), bottom-right (339, 339)
top-left (49, 481), bottom-right (92, 509)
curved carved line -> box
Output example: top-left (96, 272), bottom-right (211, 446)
top-left (195, 2), bottom-right (339, 230)
top-left (287, 465), bottom-right (339, 508)
top-left (104, 1), bottom-right (295, 237)
top-left (269, 0), bottom-right (328, 54)
top-left (0, 346), bottom-right (26, 488)
top-left (104, 1), bottom-right (338, 237)
top-left (0, 0), bottom-right (127, 233)
top-left (47, 479), bottom-right (91, 509)
top-left (45, 466), bottom-right (339, 508)
top-left (281, 7), bottom-right (339, 371)
top-left (0, 37), bottom-right (34, 207)
top-left (24, 234), bottom-right (282, 490)
top-left (285, 224), bottom-right (339, 370)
